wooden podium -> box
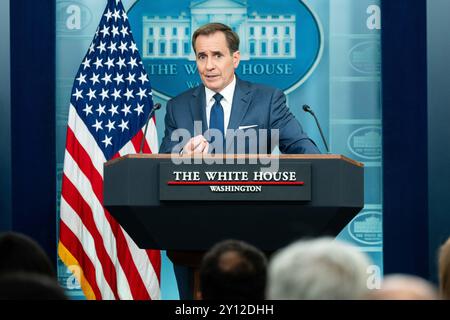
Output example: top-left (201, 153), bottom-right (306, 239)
top-left (103, 154), bottom-right (364, 298)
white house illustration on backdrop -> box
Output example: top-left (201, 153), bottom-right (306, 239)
top-left (142, 0), bottom-right (296, 60)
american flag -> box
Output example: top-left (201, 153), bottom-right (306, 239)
top-left (58, 0), bottom-right (161, 299)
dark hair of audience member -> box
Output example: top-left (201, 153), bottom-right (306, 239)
top-left (199, 239), bottom-right (267, 300)
top-left (0, 273), bottom-right (67, 300)
top-left (0, 232), bottom-right (55, 278)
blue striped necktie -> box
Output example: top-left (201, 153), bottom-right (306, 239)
top-left (209, 93), bottom-right (224, 135)
top-left (209, 93), bottom-right (224, 153)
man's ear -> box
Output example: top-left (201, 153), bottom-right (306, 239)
top-left (233, 50), bottom-right (241, 68)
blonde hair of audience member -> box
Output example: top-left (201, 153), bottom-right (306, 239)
top-left (367, 274), bottom-right (438, 300)
top-left (438, 237), bottom-right (450, 299)
top-left (267, 237), bottom-right (371, 300)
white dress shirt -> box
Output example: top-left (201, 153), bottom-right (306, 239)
top-left (204, 75), bottom-right (236, 130)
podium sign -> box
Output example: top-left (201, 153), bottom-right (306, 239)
top-left (159, 162), bottom-right (311, 201)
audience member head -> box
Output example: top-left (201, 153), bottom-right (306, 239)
top-left (0, 272), bottom-right (67, 300)
top-left (439, 236), bottom-right (450, 299)
top-left (267, 237), bottom-right (371, 300)
top-left (367, 274), bottom-right (438, 300)
top-left (0, 232), bottom-right (55, 278)
top-left (199, 239), bottom-right (267, 300)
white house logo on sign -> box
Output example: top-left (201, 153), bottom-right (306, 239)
top-left (128, 0), bottom-right (323, 98)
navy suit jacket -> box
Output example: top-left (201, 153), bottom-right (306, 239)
top-left (159, 78), bottom-right (320, 154)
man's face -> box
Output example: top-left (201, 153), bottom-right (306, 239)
top-left (195, 32), bottom-right (240, 92)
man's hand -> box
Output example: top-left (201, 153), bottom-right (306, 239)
top-left (182, 135), bottom-right (209, 155)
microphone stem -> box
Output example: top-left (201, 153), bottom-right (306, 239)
top-left (139, 104), bottom-right (159, 154)
top-left (311, 112), bottom-right (329, 153)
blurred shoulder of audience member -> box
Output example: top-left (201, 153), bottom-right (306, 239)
top-left (366, 274), bottom-right (438, 300)
top-left (439, 236), bottom-right (450, 299)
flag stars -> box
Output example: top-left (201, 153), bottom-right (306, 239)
top-left (108, 104), bottom-right (119, 116)
top-left (134, 103), bottom-right (144, 116)
top-left (100, 25), bottom-right (110, 37)
top-left (96, 104), bottom-right (106, 116)
top-left (138, 72), bottom-right (149, 84)
top-left (126, 72), bottom-right (136, 84)
top-left (108, 41), bottom-right (117, 54)
top-left (90, 73), bottom-right (100, 85)
top-left (124, 88), bottom-right (134, 101)
top-left (111, 88), bottom-right (122, 100)
top-left (121, 104), bottom-right (132, 116)
top-left (119, 41), bottom-right (128, 54)
top-left (102, 135), bottom-right (113, 147)
top-left (88, 43), bottom-right (95, 54)
top-left (83, 103), bottom-right (93, 116)
top-left (136, 88), bottom-right (147, 100)
top-left (105, 57), bottom-right (115, 69)
top-left (72, 1), bottom-right (157, 155)
top-left (112, 9), bottom-right (121, 21)
top-left (129, 42), bottom-right (138, 54)
top-left (93, 57), bottom-right (103, 69)
top-left (120, 25), bottom-right (129, 37)
top-left (99, 88), bottom-right (109, 100)
top-left (101, 73), bottom-right (112, 85)
top-left (118, 119), bottom-right (129, 132)
top-left (72, 88), bottom-right (83, 101)
top-left (106, 119), bottom-right (116, 132)
top-left (97, 41), bottom-right (107, 54)
top-left (128, 57), bottom-right (138, 69)
top-left (92, 119), bottom-right (103, 132)
top-left (104, 9), bottom-right (112, 21)
top-left (87, 88), bottom-right (97, 101)
top-left (111, 25), bottom-right (120, 38)
top-left (76, 73), bottom-right (87, 85)
top-left (116, 57), bottom-right (126, 69)
top-left (82, 58), bottom-right (91, 70)
top-left (113, 73), bottom-right (124, 85)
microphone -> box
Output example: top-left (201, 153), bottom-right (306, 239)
top-left (302, 104), bottom-right (329, 153)
top-left (139, 103), bottom-right (162, 153)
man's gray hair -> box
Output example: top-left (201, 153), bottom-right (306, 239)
top-left (267, 237), bottom-right (371, 300)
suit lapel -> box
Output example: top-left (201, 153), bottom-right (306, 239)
top-left (190, 85), bottom-right (208, 135)
top-left (228, 78), bottom-right (252, 130)
top-left (226, 78), bottom-right (252, 152)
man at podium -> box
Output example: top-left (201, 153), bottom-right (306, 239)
top-left (157, 22), bottom-right (320, 299)
top-left (159, 22), bottom-right (320, 155)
